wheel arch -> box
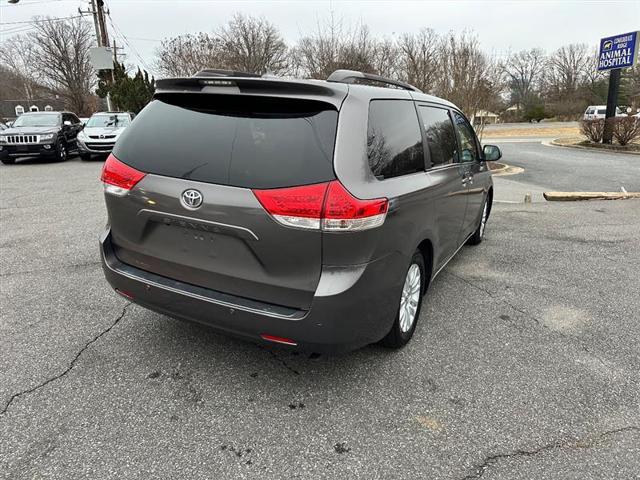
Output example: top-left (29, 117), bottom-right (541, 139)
top-left (416, 238), bottom-right (434, 294)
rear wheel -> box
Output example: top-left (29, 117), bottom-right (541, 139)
top-left (55, 141), bottom-right (68, 162)
top-left (381, 251), bottom-right (425, 349)
top-left (468, 197), bottom-right (490, 245)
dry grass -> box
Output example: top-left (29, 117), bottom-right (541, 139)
top-left (483, 125), bottom-right (580, 138)
top-left (553, 136), bottom-right (640, 153)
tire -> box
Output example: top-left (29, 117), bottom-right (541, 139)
top-left (55, 141), bottom-right (68, 162)
top-left (468, 197), bottom-right (490, 245)
top-left (381, 251), bottom-right (426, 349)
top-left (1, 157), bottom-right (15, 165)
top-left (80, 153), bottom-right (92, 161)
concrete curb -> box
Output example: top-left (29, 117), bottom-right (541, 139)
top-left (547, 139), bottom-right (640, 156)
top-left (489, 162), bottom-right (524, 176)
top-left (543, 192), bottom-right (640, 201)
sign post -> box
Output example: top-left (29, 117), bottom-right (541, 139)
top-left (597, 31), bottom-right (638, 144)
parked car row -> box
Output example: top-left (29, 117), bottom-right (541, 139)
top-left (0, 111), bottom-right (134, 165)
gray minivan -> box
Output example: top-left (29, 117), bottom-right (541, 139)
top-left (100, 69), bottom-right (500, 353)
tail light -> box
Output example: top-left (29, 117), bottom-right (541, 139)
top-left (101, 154), bottom-right (146, 196)
top-left (253, 180), bottom-right (388, 231)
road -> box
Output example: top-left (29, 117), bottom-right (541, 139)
top-left (495, 141), bottom-right (640, 192)
top-left (1, 154), bottom-right (639, 479)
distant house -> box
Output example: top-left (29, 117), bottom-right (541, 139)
top-left (0, 98), bottom-right (66, 122)
top-left (470, 110), bottom-right (500, 125)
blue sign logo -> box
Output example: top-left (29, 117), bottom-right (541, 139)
top-left (597, 31), bottom-right (638, 71)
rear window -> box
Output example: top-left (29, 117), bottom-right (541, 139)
top-left (113, 95), bottom-right (338, 189)
top-left (367, 100), bottom-right (425, 179)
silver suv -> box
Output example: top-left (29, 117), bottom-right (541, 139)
top-left (77, 111), bottom-right (133, 160)
top-left (100, 69), bottom-right (500, 353)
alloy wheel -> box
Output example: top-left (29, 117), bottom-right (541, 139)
top-left (399, 263), bottom-right (421, 332)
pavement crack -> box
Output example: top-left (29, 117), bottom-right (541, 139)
top-left (0, 261), bottom-right (101, 278)
top-left (461, 426), bottom-right (639, 479)
top-left (445, 271), bottom-right (611, 370)
top-left (258, 346), bottom-right (300, 375)
top-left (0, 303), bottom-right (131, 417)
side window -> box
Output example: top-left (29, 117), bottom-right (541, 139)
top-left (367, 100), bottom-right (425, 179)
top-left (71, 114), bottom-right (81, 124)
top-left (453, 111), bottom-right (479, 163)
top-left (62, 113), bottom-right (71, 124)
top-left (418, 106), bottom-right (457, 168)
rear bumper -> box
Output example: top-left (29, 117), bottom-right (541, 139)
top-left (0, 144), bottom-right (56, 157)
top-left (100, 229), bottom-right (405, 354)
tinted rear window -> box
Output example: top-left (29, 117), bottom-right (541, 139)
top-left (367, 100), bottom-right (425, 179)
top-left (113, 95), bottom-right (338, 189)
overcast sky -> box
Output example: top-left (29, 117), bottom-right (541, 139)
top-left (1, 0), bottom-right (639, 75)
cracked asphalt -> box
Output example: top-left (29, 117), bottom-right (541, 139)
top-left (1, 155), bottom-right (639, 479)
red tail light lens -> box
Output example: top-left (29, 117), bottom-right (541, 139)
top-left (253, 180), bottom-right (388, 231)
top-left (101, 154), bottom-right (146, 196)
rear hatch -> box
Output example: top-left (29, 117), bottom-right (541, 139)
top-left (105, 84), bottom-right (344, 310)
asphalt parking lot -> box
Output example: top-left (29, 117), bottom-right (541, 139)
top-left (1, 150), bottom-right (639, 479)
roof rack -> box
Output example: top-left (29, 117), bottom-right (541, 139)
top-left (327, 69), bottom-right (422, 93)
top-left (193, 68), bottom-right (262, 78)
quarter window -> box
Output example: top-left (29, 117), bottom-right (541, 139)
top-left (453, 112), bottom-right (479, 162)
top-left (418, 106), bottom-right (457, 168)
top-left (367, 100), bottom-right (425, 179)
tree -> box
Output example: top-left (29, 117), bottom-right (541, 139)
top-left (502, 48), bottom-right (545, 109)
top-left (396, 29), bottom-right (440, 93)
top-left (27, 16), bottom-right (96, 114)
top-left (96, 62), bottom-right (155, 113)
top-left (292, 16), bottom-right (381, 78)
top-left (155, 32), bottom-right (222, 77)
top-left (216, 14), bottom-right (288, 74)
top-left (434, 32), bottom-right (502, 119)
top-left (0, 36), bottom-right (44, 101)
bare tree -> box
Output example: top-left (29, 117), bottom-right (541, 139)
top-left (215, 14), bottom-right (288, 74)
top-left (435, 32), bottom-right (501, 119)
top-left (397, 29), bottom-right (440, 93)
top-left (155, 33), bottom-right (222, 77)
top-left (27, 16), bottom-right (96, 114)
top-left (0, 36), bottom-right (43, 100)
top-left (293, 16), bottom-right (380, 78)
top-left (501, 48), bottom-right (545, 106)
top-left (545, 43), bottom-right (591, 94)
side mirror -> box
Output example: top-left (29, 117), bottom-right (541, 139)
top-left (483, 144), bottom-right (502, 161)
top-left (63, 120), bottom-right (72, 127)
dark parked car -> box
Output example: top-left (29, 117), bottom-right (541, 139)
top-left (0, 111), bottom-right (82, 164)
top-left (100, 69), bottom-right (500, 353)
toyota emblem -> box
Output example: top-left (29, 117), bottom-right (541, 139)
top-left (181, 189), bottom-right (203, 210)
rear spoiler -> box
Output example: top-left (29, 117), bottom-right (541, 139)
top-left (154, 76), bottom-right (348, 109)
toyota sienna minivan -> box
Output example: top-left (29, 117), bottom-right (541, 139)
top-left (100, 69), bottom-right (500, 353)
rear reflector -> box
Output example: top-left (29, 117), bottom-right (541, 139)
top-left (260, 334), bottom-right (298, 346)
top-left (115, 288), bottom-right (134, 299)
top-left (101, 154), bottom-right (146, 196)
top-left (253, 180), bottom-right (388, 231)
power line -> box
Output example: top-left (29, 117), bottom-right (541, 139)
top-left (0, 14), bottom-right (82, 25)
top-left (105, 9), bottom-right (152, 71)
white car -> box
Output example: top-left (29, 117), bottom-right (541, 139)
top-left (583, 105), bottom-right (625, 120)
top-left (76, 112), bottom-right (134, 160)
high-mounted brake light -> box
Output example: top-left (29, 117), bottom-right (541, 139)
top-left (101, 154), bottom-right (146, 196)
top-left (253, 180), bottom-right (388, 232)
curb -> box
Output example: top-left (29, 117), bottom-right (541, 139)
top-left (543, 192), bottom-right (640, 201)
top-left (488, 162), bottom-right (524, 176)
top-left (547, 139), bottom-right (640, 156)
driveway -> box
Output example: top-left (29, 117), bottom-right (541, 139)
top-left (1, 158), bottom-right (638, 479)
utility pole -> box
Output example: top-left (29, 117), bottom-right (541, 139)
top-left (80, 0), bottom-right (113, 110)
